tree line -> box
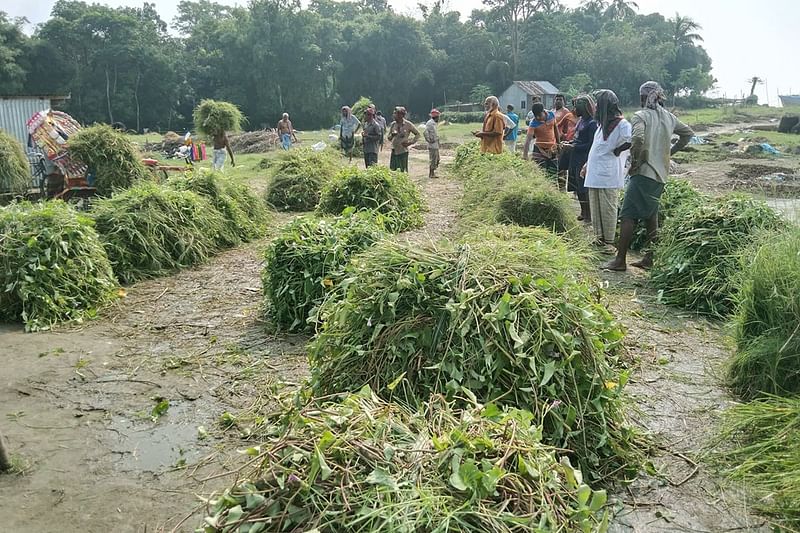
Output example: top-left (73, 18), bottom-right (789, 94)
top-left (0, 0), bottom-right (714, 132)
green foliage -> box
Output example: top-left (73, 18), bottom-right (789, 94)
top-left (262, 211), bottom-right (387, 332)
top-left (67, 124), bottom-right (151, 196)
top-left (91, 182), bottom-right (227, 283)
top-left (650, 195), bottom-right (783, 316)
top-left (193, 99), bottom-right (245, 136)
top-left (200, 390), bottom-right (611, 533)
top-left (350, 96), bottom-right (373, 123)
top-left (728, 228), bottom-right (800, 399)
top-left (0, 130), bottom-right (30, 194)
top-left (0, 201), bottom-right (117, 331)
top-left (309, 237), bottom-right (640, 482)
top-left (497, 181), bottom-right (578, 234)
top-left (630, 179), bottom-right (708, 250)
top-left (265, 148), bottom-right (341, 211)
top-left (441, 111), bottom-right (487, 124)
top-left (317, 166), bottom-right (425, 232)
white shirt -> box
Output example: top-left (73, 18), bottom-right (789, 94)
top-left (585, 119), bottom-right (632, 189)
top-left (424, 118), bottom-right (439, 149)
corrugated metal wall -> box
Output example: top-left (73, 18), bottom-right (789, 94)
top-left (0, 97), bottom-right (54, 149)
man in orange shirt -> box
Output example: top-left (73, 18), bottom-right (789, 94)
top-left (523, 103), bottom-right (560, 171)
top-left (473, 96), bottom-right (505, 154)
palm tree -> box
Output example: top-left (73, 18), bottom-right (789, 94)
top-left (671, 13), bottom-right (704, 48)
top-left (747, 76), bottom-right (764, 97)
top-left (604, 0), bottom-right (638, 20)
top-left (581, 0), bottom-right (609, 16)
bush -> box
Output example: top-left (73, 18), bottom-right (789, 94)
top-left (265, 148), bottom-right (341, 211)
top-left (201, 390), bottom-right (611, 533)
top-left (650, 195), bottom-right (782, 316)
top-left (91, 182), bottom-right (227, 283)
top-left (350, 95), bottom-right (373, 123)
top-left (68, 124), bottom-right (151, 196)
top-left (441, 111), bottom-right (486, 123)
top-left (262, 210), bottom-right (387, 332)
top-left (193, 99), bottom-right (245, 136)
top-left (309, 236), bottom-right (639, 482)
top-left (0, 130), bottom-right (30, 194)
top-left (0, 201), bottom-right (117, 331)
top-left (629, 179), bottom-right (707, 250)
top-left (317, 166), bottom-right (424, 232)
top-left (727, 228), bottom-right (800, 399)
top-left (497, 181), bottom-right (577, 233)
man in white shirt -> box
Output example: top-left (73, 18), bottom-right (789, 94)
top-left (424, 109), bottom-right (441, 178)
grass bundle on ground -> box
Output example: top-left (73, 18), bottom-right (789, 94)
top-left (91, 182), bottom-right (226, 283)
top-left (200, 389), bottom-right (610, 533)
top-left (727, 228), bottom-right (800, 399)
top-left (67, 124), bottom-right (151, 196)
top-left (310, 237), bottom-right (640, 481)
top-left (193, 99), bottom-right (245, 136)
top-left (709, 396), bottom-right (800, 528)
top-left (317, 166), bottom-right (424, 232)
top-left (262, 210), bottom-right (387, 331)
top-left (650, 195), bottom-right (782, 316)
top-left (265, 148), bottom-right (340, 211)
top-left (0, 130), bottom-right (30, 194)
top-left (629, 179), bottom-right (707, 250)
top-left (169, 169), bottom-right (269, 245)
top-left (496, 180), bottom-right (577, 233)
top-left (0, 201), bottom-right (116, 331)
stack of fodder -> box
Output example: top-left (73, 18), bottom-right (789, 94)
top-left (168, 169), bottom-right (269, 246)
top-left (200, 390), bottom-right (611, 533)
top-left (265, 148), bottom-right (341, 211)
top-left (351, 95), bottom-right (373, 122)
top-left (228, 129), bottom-right (280, 154)
top-left (262, 210), bottom-right (387, 332)
top-left (496, 179), bottom-right (577, 233)
top-left (193, 99), bottom-right (245, 138)
top-left (310, 232), bottom-right (641, 482)
top-left (629, 179), bottom-right (708, 250)
top-left (0, 201), bottom-right (117, 331)
top-left (650, 195), bottom-right (783, 316)
top-left (317, 166), bottom-right (425, 232)
top-left (0, 131), bottom-right (30, 195)
top-left (727, 228), bottom-right (800, 399)
top-left (91, 182), bottom-right (227, 283)
top-left (67, 124), bottom-right (151, 196)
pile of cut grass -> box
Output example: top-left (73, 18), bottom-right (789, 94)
top-left (201, 389), bottom-right (611, 533)
top-left (67, 124), bottom-right (151, 196)
top-left (497, 180), bottom-right (577, 233)
top-left (629, 179), bottom-right (708, 250)
top-left (193, 99), bottom-right (245, 137)
top-left (265, 148), bottom-right (341, 211)
top-left (310, 234), bottom-right (640, 482)
top-left (262, 210), bottom-right (387, 332)
top-left (0, 130), bottom-right (30, 195)
top-left (650, 195), bottom-right (782, 316)
top-left (0, 201), bottom-right (117, 331)
top-left (317, 165), bottom-right (424, 232)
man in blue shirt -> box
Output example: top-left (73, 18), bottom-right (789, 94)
top-left (504, 104), bottom-right (519, 153)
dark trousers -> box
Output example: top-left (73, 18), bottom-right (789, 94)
top-left (390, 151), bottom-right (409, 172)
top-left (364, 152), bottom-right (378, 168)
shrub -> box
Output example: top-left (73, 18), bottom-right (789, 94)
top-left (317, 166), bottom-right (424, 232)
top-left (650, 195), bottom-right (782, 316)
top-left (265, 148), bottom-right (341, 211)
top-left (262, 210), bottom-right (387, 331)
top-left (350, 95), bottom-right (373, 122)
top-left (0, 130), bottom-right (30, 194)
top-left (629, 179), bottom-right (707, 250)
top-left (67, 124), bottom-right (151, 196)
top-left (193, 99), bottom-right (245, 136)
top-left (441, 111), bottom-right (486, 123)
top-left (497, 180), bottom-right (577, 233)
top-left (0, 201), bottom-right (117, 331)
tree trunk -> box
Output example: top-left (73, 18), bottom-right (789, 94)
top-left (134, 68), bottom-right (141, 133)
top-left (0, 430), bottom-right (11, 472)
top-left (105, 67), bottom-right (114, 124)
top-left (277, 83), bottom-right (284, 111)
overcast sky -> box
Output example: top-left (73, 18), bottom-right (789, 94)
top-left (7, 0), bottom-right (799, 105)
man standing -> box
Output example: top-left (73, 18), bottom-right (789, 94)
top-left (361, 108), bottom-right (382, 168)
top-left (339, 106), bottom-right (361, 161)
top-left (424, 109), bottom-right (441, 178)
top-left (602, 81), bottom-right (694, 271)
top-left (212, 130), bottom-right (235, 170)
top-left (473, 96), bottom-right (505, 154)
top-left (553, 94), bottom-right (569, 124)
top-left (277, 113), bottom-right (297, 150)
top-left (387, 106), bottom-right (419, 172)
top-left (504, 104), bottom-right (519, 153)
top-left (522, 102), bottom-right (561, 167)
top-left (375, 110), bottom-right (387, 153)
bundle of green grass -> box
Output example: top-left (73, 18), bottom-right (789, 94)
top-left (0, 130), bottom-right (30, 195)
top-left (629, 179), bottom-right (707, 250)
top-left (0, 201), bottom-right (117, 331)
top-left (91, 182), bottom-right (227, 283)
top-left (317, 165), bottom-right (424, 232)
top-left (310, 229), bottom-right (639, 481)
top-left (67, 124), bottom-right (151, 196)
top-left (193, 99), bottom-right (245, 137)
top-left (169, 169), bottom-right (269, 245)
top-left (201, 390), bottom-right (610, 533)
top-left (265, 148), bottom-right (340, 211)
top-left (262, 210), bottom-right (387, 332)
top-left (727, 228), bottom-right (800, 399)
top-left (497, 180), bottom-right (577, 233)
top-left (351, 95), bottom-right (373, 122)
top-left (650, 195), bottom-right (782, 316)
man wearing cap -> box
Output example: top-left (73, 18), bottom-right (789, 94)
top-left (361, 107), bottom-right (382, 168)
top-left (424, 109), bottom-right (441, 178)
top-left (387, 106), bottom-right (419, 172)
top-left (602, 81), bottom-right (694, 272)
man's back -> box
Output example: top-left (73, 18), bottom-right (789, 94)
top-left (631, 107), bottom-right (693, 183)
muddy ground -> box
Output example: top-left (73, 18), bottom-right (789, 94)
top-left (0, 132), bottom-right (791, 532)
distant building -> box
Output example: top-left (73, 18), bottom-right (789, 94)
top-left (0, 94), bottom-right (70, 148)
top-left (500, 81), bottom-right (560, 113)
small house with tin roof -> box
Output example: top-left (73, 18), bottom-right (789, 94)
top-left (500, 81), bottom-right (560, 114)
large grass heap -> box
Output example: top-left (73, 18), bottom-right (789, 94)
top-left (0, 201), bottom-right (117, 331)
top-left (309, 230), bottom-right (639, 481)
top-left (650, 195), bottom-right (782, 316)
top-left (67, 124), bottom-right (151, 196)
top-left (193, 99), bottom-right (245, 136)
top-left (201, 390), bottom-right (610, 533)
top-left (0, 130), bottom-right (30, 194)
top-left (265, 148), bottom-right (341, 211)
top-left (317, 165), bottom-right (424, 232)
top-left (263, 211), bottom-right (387, 332)
top-left (727, 228), bottom-right (800, 399)
top-left (629, 179), bottom-right (707, 250)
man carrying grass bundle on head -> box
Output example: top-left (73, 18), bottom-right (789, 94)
top-left (388, 106), bottom-right (419, 172)
top-left (212, 131), bottom-right (235, 170)
top-left (361, 107), bottom-right (382, 168)
top-left (602, 81), bottom-right (694, 272)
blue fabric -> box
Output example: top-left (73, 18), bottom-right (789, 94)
top-left (528, 111), bottom-right (555, 128)
top-left (505, 112), bottom-right (519, 141)
top-left (281, 133), bottom-right (291, 150)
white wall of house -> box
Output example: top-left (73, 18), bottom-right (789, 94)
top-left (500, 85), bottom-right (530, 114)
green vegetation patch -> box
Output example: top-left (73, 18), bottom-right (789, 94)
top-left (629, 179), bottom-right (708, 251)
top-left (0, 130), bottom-right (30, 195)
top-left (265, 148), bottom-right (341, 211)
top-left (193, 99), bottom-right (245, 136)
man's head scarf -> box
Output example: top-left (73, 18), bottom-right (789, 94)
top-left (574, 94), bottom-right (596, 119)
top-left (341, 106), bottom-right (351, 117)
top-left (640, 81), bottom-right (666, 109)
top-left (594, 89), bottom-right (623, 140)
